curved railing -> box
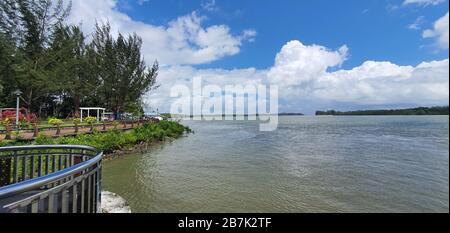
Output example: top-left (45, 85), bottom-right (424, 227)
top-left (0, 145), bottom-right (102, 213)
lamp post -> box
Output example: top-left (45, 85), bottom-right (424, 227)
top-left (13, 89), bottom-right (22, 130)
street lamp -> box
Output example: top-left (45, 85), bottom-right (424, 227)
top-left (13, 89), bottom-right (22, 129)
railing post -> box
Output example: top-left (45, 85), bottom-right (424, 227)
top-left (96, 161), bottom-right (102, 213)
top-left (0, 157), bottom-right (11, 186)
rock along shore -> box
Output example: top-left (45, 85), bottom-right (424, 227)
top-left (100, 191), bottom-right (132, 213)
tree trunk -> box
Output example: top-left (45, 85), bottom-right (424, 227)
top-left (74, 123), bottom-right (79, 133)
top-left (5, 124), bottom-right (12, 140)
top-left (74, 95), bottom-right (80, 117)
top-left (56, 125), bottom-right (61, 135)
top-left (24, 89), bottom-right (33, 115)
top-left (33, 123), bottom-right (39, 137)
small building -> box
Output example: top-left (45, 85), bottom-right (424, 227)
top-left (79, 107), bottom-right (106, 122)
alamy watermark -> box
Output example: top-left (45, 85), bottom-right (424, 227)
top-left (170, 77), bottom-right (279, 131)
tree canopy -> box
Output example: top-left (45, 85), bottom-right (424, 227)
top-left (0, 0), bottom-right (158, 118)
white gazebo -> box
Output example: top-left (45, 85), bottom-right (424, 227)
top-left (79, 107), bottom-right (106, 122)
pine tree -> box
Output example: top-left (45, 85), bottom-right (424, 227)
top-left (91, 23), bottom-right (158, 116)
top-left (48, 25), bottom-right (98, 117)
top-left (1, 2), bottom-right (158, 118)
top-left (0, 0), bottom-right (71, 114)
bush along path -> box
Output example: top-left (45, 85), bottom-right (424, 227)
top-left (0, 119), bottom-right (153, 141)
top-left (0, 121), bottom-right (192, 156)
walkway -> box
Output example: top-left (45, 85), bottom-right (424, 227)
top-left (0, 122), bottom-right (143, 141)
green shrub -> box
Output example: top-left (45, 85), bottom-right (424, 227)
top-left (84, 116), bottom-right (97, 124)
top-left (73, 118), bottom-right (81, 124)
top-left (34, 134), bottom-right (54, 145)
top-left (48, 118), bottom-right (63, 126)
top-left (0, 140), bottom-right (14, 147)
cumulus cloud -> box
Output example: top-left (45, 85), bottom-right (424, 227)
top-left (403, 0), bottom-right (446, 6)
top-left (315, 59), bottom-right (448, 106)
top-left (66, 0), bottom-right (256, 65)
top-left (147, 40), bottom-right (448, 114)
top-left (267, 41), bottom-right (448, 107)
top-left (423, 12), bottom-right (449, 50)
top-left (63, 0), bottom-right (448, 114)
top-left (268, 41), bottom-right (348, 88)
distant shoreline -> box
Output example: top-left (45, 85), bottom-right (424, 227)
top-left (315, 106), bottom-right (449, 116)
top-left (165, 113), bottom-right (449, 118)
top-left (164, 106), bottom-right (450, 118)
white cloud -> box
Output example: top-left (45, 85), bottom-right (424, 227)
top-left (423, 12), bottom-right (449, 50)
top-left (202, 0), bottom-right (219, 12)
top-left (266, 41), bottom-right (448, 106)
top-left (386, 4), bottom-right (400, 11)
top-left (240, 29), bottom-right (257, 42)
top-left (147, 40), bottom-right (448, 114)
top-left (137, 0), bottom-right (149, 5)
top-left (315, 59), bottom-right (448, 105)
top-left (408, 16), bottom-right (426, 30)
top-left (268, 41), bottom-right (348, 88)
top-left (66, 0), bottom-right (256, 65)
top-left (403, 0), bottom-right (446, 6)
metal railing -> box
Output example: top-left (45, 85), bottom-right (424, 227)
top-left (0, 145), bottom-right (102, 213)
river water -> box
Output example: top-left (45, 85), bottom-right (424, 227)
top-left (102, 116), bottom-right (449, 212)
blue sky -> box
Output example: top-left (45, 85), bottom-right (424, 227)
top-left (115, 0), bottom-right (448, 70)
top-left (68, 0), bottom-right (449, 114)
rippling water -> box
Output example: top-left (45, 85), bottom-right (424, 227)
top-left (102, 116), bottom-right (449, 212)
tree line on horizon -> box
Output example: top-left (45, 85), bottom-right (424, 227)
top-left (315, 106), bottom-right (449, 116)
top-left (0, 0), bottom-right (158, 119)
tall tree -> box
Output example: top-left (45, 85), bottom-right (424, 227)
top-left (0, 0), bottom-right (71, 114)
top-left (91, 23), bottom-right (158, 116)
top-left (0, 32), bottom-right (22, 107)
top-left (1, 2), bottom-right (158, 118)
top-left (48, 25), bottom-right (98, 117)
top-left (0, 0), bottom-right (71, 49)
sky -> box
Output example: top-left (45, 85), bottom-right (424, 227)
top-left (65, 0), bottom-right (449, 114)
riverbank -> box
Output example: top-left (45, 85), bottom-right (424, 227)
top-left (0, 121), bottom-right (192, 158)
top-left (102, 138), bottom-right (171, 161)
top-left (0, 121), bottom-right (139, 141)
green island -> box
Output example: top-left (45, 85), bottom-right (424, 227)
top-left (315, 106), bottom-right (449, 116)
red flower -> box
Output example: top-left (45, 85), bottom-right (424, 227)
top-left (0, 110), bottom-right (37, 124)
